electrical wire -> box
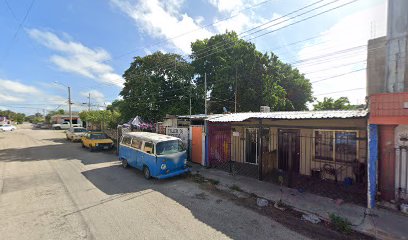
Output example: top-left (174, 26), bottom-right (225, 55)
top-left (110, 0), bottom-right (276, 60)
top-left (314, 87), bottom-right (365, 96)
top-left (75, 0), bottom-right (352, 87)
top-left (117, 43), bottom-right (396, 102)
top-left (311, 68), bottom-right (366, 83)
top-left (1, 0), bottom-right (36, 62)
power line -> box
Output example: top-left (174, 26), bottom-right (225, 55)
top-left (83, 0), bottom-right (348, 87)
top-left (190, 0), bottom-right (353, 62)
top-left (118, 52), bottom-right (405, 103)
top-left (1, 0), bottom-right (36, 62)
top-left (110, 0), bottom-right (276, 61)
top-left (302, 60), bottom-right (366, 75)
top-left (119, 42), bottom-right (393, 102)
top-left (311, 68), bottom-right (366, 83)
top-left (3, 0), bottom-right (18, 20)
top-left (193, 0), bottom-right (332, 59)
top-left (44, 0), bottom-right (360, 98)
top-left (314, 87), bottom-right (365, 96)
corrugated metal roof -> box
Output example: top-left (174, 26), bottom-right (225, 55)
top-left (177, 114), bottom-right (224, 120)
top-left (208, 109), bottom-right (368, 122)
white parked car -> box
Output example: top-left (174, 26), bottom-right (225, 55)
top-left (66, 127), bottom-right (87, 141)
top-left (0, 124), bottom-right (17, 131)
top-left (52, 122), bottom-right (81, 130)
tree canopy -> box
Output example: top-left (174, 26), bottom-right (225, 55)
top-left (120, 31), bottom-right (313, 121)
top-left (313, 97), bottom-right (362, 110)
top-left (79, 110), bottom-right (121, 129)
top-left (45, 109), bottom-right (65, 123)
top-left (190, 32), bottom-right (312, 113)
top-left (120, 52), bottom-right (200, 122)
top-left (0, 110), bottom-right (26, 123)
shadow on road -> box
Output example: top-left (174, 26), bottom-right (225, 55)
top-left (0, 140), bottom-right (117, 166)
top-left (0, 141), bottom-right (253, 240)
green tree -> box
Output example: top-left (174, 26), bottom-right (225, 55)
top-left (79, 110), bottom-right (121, 129)
top-left (44, 109), bottom-right (65, 123)
top-left (191, 31), bottom-right (313, 113)
top-left (313, 97), bottom-right (355, 110)
top-left (0, 110), bottom-right (25, 123)
top-left (120, 52), bottom-right (198, 121)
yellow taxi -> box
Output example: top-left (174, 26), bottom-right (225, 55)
top-left (81, 132), bottom-right (114, 152)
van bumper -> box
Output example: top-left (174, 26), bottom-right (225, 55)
top-left (156, 168), bottom-right (190, 179)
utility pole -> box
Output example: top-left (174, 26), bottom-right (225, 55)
top-left (189, 80), bottom-right (192, 117)
top-left (68, 86), bottom-right (72, 127)
top-left (235, 66), bottom-right (237, 113)
top-left (204, 72), bottom-right (207, 115)
top-left (88, 93), bottom-right (91, 111)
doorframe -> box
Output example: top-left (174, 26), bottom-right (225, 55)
top-left (245, 128), bottom-right (259, 165)
top-left (277, 128), bottom-right (301, 172)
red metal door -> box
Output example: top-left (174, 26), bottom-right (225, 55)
top-left (379, 125), bottom-right (397, 201)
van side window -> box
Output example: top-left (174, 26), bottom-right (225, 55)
top-left (144, 142), bottom-right (154, 154)
top-left (122, 136), bottom-right (132, 146)
top-left (131, 138), bottom-right (142, 149)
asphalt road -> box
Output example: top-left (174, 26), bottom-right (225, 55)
top-left (0, 124), bottom-right (308, 240)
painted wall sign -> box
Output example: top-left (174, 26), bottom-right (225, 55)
top-left (166, 127), bottom-right (189, 147)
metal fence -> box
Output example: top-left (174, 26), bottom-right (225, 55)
top-left (379, 146), bottom-right (408, 202)
top-left (208, 125), bottom-right (368, 205)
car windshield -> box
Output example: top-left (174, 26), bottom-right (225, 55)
top-left (156, 140), bottom-right (185, 155)
top-left (74, 128), bottom-right (86, 132)
top-left (90, 133), bottom-right (108, 139)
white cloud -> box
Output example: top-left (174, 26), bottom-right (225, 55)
top-left (0, 79), bottom-right (40, 94)
top-left (296, 1), bottom-right (386, 106)
top-left (0, 78), bottom-right (68, 114)
top-left (80, 89), bottom-right (105, 105)
top-left (0, 93), bottom-right (24, 103)
top-left (27, 29), bottom-right (124, 87)
top-left (0, 79), bottom-right (42, 103)
top-left (214, 12), bottom-right (251, 33)
top-left (110, 0), bottom-right (213, 53)
top-left (214, 12), bottom-right (289, 37)
top-left (208, 0), bottom-right (244, 13)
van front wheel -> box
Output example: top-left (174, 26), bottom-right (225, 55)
top-left (143, 166), bottom-right (151, 180)
top-left (121, 159), bottom-right (128, 168)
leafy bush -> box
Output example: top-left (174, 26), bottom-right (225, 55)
top-left (329, 213), bottom-right (352, 234)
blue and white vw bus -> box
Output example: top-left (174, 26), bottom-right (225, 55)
top-left (119, 132), bottom-right (189, 179)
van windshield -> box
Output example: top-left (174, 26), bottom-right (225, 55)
top-left (156, 140), bottom-right (185, 155)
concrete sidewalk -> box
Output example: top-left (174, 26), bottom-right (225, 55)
top-left (190, 164), bottom-right (408, 240)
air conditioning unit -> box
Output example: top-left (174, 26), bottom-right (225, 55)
top-left (260, 106), bottom-right (270, 112)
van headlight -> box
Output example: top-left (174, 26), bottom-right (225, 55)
top-left (161, 164), bottom-right (167, 170)
top-left (95, 143), bottom-right (99, 147)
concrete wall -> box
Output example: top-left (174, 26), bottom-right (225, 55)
top-left (385, 0), bottom-right (408, 92)
top-left (367, 36), bottom-right (387, 95)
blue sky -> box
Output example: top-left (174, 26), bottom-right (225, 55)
top-left (0, 0), bottom-right (385, 115)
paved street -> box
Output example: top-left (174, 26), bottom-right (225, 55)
top-left (0, 124), bottom-right (307, 240)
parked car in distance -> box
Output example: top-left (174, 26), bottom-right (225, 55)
top-left (0, 124), bottom-right (17, 132)
top-left (81, 132), bottom-right (114, 151)
top-left (119, 132), bottom-right (189, 179)
top-left (66, 127), bottom-right (87, 141)
top-left (52, 122), bottom-right (81, 130)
